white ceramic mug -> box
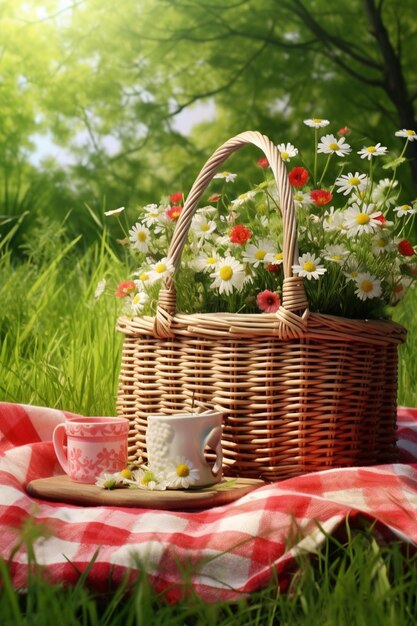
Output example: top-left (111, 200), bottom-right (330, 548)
top-left (52, 416), bottom-right (129, 483)
top-left (146, 412), bottom-right (223, 488)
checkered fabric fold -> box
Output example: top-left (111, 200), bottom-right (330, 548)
top-left (1, 402), bottom-right (417, 602)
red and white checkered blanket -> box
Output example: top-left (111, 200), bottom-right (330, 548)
top-left (1, 402), bottom-right (417, 602)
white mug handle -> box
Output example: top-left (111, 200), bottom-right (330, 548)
top-left (52, 423), bottom-right (69, 475)
top-left (202, 426), bottom-right (223, 476)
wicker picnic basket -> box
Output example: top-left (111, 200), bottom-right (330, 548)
top-left (116, 131), bottom-right (406, 482)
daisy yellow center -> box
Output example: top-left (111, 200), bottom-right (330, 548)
top-left (329, 143), bottom-right (340, 151)
top-left (313, 118), bottom-right (322, 123)
top-left (176, 463), bottom-right (190, 477)
top-left (141, 470), bottom-right (157, 486)
top-left (367, 146), bottom-right (377, 153)
top-left (401, 205), bottom-right (411, 212)
top-left (281, 151), bottom-right (289, 160)
top-left (132, 294), bottom-right (140, 305)
top-left (255, 250), bottom-right (266, 260)
top-left (207, 257), bottom-right (216, 265)
top-left (303, 261), bottom-right (316, 272)
top-left (155, 262), bottom-right (167, 273)
top-left (361, 280), bottom-right (374, 293)
top-left (221, 171), bottom-right (230, 177)
top-left (331, 255), bottom-right (342, 261)
top-left (137, 231), bottom-right (147, 242)
top-left (200, 224), bottom-right (210, 231)
top-left (349, 177), bottom-right (361, 186)
top-left (377, 238), bottom-right (387, 248)
top-left (406, 130), bottom-right (416, 136)
top-left (356, 213), bottom-right (370, 225)
top-left (139, 272), bottom-right (149, 281)
top-left (238, 193), bottom-right (248, 200)
top-left (275, 252), bottom-right (283, 260)
top-left (219, 266), bottom-right (233, 281)
top-left (350, 271), bottom-right (359, 278)
top-left (120, 468), bottom-right (132, 479)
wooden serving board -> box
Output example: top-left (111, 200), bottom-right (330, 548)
top-left (26, 475), bottom-right (264, 511)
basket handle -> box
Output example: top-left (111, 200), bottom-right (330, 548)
top-left (154, 130), bottom-right (309, 338)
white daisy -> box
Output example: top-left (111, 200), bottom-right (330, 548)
top-left (191, 214), bottom-right (217, 240)
top-left (304, 118), bottom-right (330, 128)
top-left (317, 134), bottom-right (351, 157)
top-left (292, 253), bottom-right (327, 280)
top-left (129, 290), bottom-right (149, 314)
top-left (133, 271), bottom-right (151, 286)
top-left (210, 256), bottom-right (247, 295)
top-left (133, 467), bottom-right (167, 491)
top-left (395, 129), bottom-right (417, 142)
top-left (129, 222), bottom-right (151, 253)
top-left (343, 203), bottom-right (382, 238)
top-left (213, 171), bottom-right (237, 182)
top-left (95, 471), bottom-right (127, 489)
top-left (390, 277), bottom-right (414, 304)
top-left (231, 190), bottom-right (257, 206)
top-left (371, 178), bottom-right (399, 206)
top-left (393, 204), bottom-right (417, 218)
top-left (94, 278), bottom-right (106, 299)
top-left (322, 245), bottom-right (349, 265)
top-left (372, 234), bottom-right (393, 255)
top-left (354, 273), bottom-right (382, 300)
top-left (147, 257), bottom-right (175, 284)
top-left (142, 203), bottom-right (166, 227)
top-left (242, 239), bottom-right (275, 267)
top-left (269, 251), bottom-right (284, 266)
top-left (192, 250), bottom-right (220, 272)
top-left (292, 190), bottom-right (313, 209)
top-left (357, 143), bottom-right (388, 160)
top-left (165, 457), bottom-right (200, 489)
top-left (323, 208), bottom-right (347, 232)
top-left (277, 142), bottom-right (298, 161)
top-left (104, 206), bottom-right (126, 217)
top-left (335, 172), bottom-right (368, 196)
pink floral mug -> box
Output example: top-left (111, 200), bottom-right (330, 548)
top-left (52, 417), bottom-right (129, 483)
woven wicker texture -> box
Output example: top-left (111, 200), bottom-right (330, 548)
top-left (116, 131), bottom-right (406, 481)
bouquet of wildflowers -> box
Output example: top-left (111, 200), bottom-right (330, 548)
top-left (107, 120), bottom-right (417, 320)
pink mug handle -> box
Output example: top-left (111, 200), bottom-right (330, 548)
top-left (52, 423), bottom-right (69, 475)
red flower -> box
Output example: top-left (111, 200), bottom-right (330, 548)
top-left (310, 189), bottom-right (333, 206)
top-left (288, 166), bottom-right (309, 188)
top-left (208, 193), bottom-right (222, 203)
top-left (266, 263), bottom-right (282, 273)
top-left (166, 205), bottom-right (183, 220)
top-left (229, 224), bottom-right (252, 244)
top-left (169, 192), bottom-right (183, 204)
top-left (256, 290), bottom-right (281, 313)
top-left (398, 239), bottom-right (415, 256)
top-left (338, 126), bottom-right (350, 136)
top-left (115, 281), bottom-right (136, 298)
top-left (257, 157), bottom-right (270, 168)
top-left (374, 214), bottom-right (387, 225)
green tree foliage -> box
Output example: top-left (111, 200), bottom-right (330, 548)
top-left (0, 0), bottom-right (416, 250)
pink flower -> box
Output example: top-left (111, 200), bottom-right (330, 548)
top-left (256, 289), bottom-right (281, 313)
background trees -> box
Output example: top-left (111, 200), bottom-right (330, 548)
top-left (0, 0), bottom-right (415, 249)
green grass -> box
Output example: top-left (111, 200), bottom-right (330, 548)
top-left (1, 218), bottom-right (417, 623)
top-left (1, 525), bottom-right (417, 625)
